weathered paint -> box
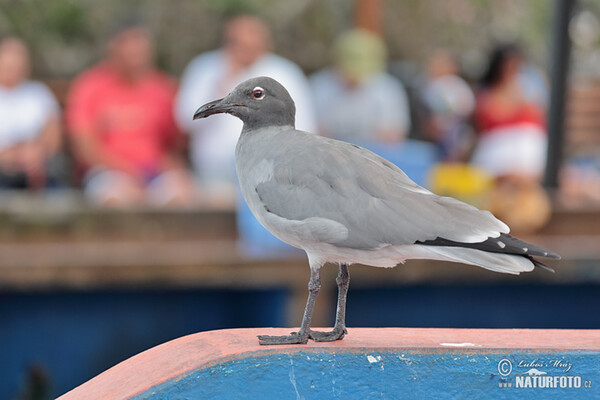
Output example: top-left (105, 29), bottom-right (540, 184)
top-left (134, 351), bottom-right (598, 400)
top-left (58, 328), bottom-right (600, 400)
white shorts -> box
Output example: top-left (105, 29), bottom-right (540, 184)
top-left (84, 167), bottom-right (192, 206)
top-left (471, 123), bottom-right (547, 178)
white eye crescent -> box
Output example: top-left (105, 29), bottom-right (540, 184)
top-left (252, 86), bottom-right (265, 100)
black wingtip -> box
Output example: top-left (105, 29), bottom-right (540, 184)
top-left (528, 256), bottom-right (556, 273)
top-left (418, 233), bottom-right (561, 260)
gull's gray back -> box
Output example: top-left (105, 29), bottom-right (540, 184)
top-left (236, 127), bottom-right (509, 252)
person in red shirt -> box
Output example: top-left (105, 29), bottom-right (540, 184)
top-left (471, 44), bottom-right (551, 233)
top-left (471, 44), bottom-right (547, 181)
top-left (66, 21), bottom-right (194, 206)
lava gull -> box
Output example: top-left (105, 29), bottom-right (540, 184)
top-left (193, 76), bottom-right (559, 345)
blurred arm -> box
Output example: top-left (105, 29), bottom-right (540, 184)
top-left (160, 78), bottom-right (190, 172)
top-left (70, 132), bottom-right (141, 179)
top-left (0, 104), bottom-right (62, 180)
top-left (174, 54), bottom-right (210, 135)
top-left (39, 114), bottom-right (61, 156)
top-left (377, 76), bottom-right (411, 143)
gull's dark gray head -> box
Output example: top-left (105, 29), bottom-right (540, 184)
top-left (193, 76), bottom-right (295, 131)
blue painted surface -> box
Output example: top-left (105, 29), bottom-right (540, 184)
top-left (134, 350), bottom-right (599, 399)
top-left (0, 289), bottom-right (288, 400)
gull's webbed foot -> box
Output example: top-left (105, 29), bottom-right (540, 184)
top-left (257, 331), bottom-right (309, 345)
top-left (309, 327), bottom-right (347, 342)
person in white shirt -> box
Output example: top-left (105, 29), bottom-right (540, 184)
top-left (0, 36), bottom-right (61, 190)
top-left (310, 29), bottom-right (410, 145)
top-left (175, 15), bottom-right (316, 206)
top-left (419, 49), bottom-right (475, 162)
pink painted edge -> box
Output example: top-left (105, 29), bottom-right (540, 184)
top-left (58, 327), bottom-right (600, 400)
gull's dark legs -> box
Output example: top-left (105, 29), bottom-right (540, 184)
top-left (309, 263), bottom-right (349, 342)
top-left (258, 267), bottom-right (321, 345)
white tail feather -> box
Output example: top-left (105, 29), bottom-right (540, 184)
top-left (417, 246), bottom-right (535, 274)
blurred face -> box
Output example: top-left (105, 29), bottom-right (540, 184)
top-left (0, 37), bottom-right (30, 88)
top-left (223, 17), bottom-right (270, 68)
top-left (427, 50), bottom-right (458, 79)
top-left (108, 27), bottom-right (154, 78)
top-left (501, 53), bottom-right (523, 81)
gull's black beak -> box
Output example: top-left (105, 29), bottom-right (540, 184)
top-left (193, 98), bottom-right (226, 120)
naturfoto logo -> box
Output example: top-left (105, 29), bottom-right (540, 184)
top-left (496, 358), bottom-right (592, 390)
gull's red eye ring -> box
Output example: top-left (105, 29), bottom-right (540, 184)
top-left (252, 87), bottom-right (265, 100)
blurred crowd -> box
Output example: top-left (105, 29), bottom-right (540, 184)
top-left (0, 15), bottom-right (560, 227)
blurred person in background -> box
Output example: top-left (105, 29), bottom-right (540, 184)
top-left (175, 15), bottom-right (316, 208)
top-left (309, 29), bottom-right (410, 144)
top-left (471, 44), bottom-right (551, 232)
top-left (471, 43), bottom-right (547, 181)
top-left (309, 30), bottom-right (440, 191)
top-left (66, 20), bottom-right (194, 207)
top-left (0, 36), bottom-right (62, 190)
top-left (419, 49), bottom-right (475, 162)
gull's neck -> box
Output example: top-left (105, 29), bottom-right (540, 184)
top-left (241, 123), bottom-right (295, 135)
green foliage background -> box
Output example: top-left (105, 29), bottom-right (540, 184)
top-left (0, 0), bottom-right (596, 79)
